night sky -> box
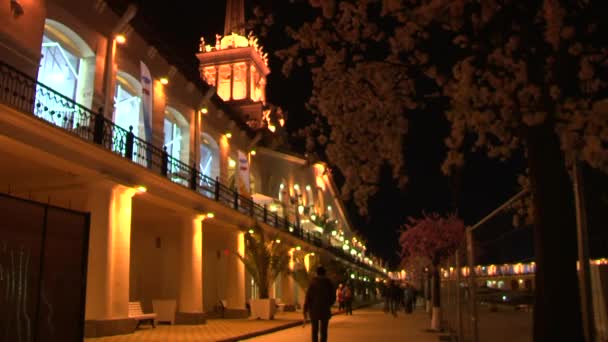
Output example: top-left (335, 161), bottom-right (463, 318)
top-left (105, 1), bottom-right (607, 267)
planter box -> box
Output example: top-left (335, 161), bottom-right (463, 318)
top-left (249, 298), bottom-right (276, 320)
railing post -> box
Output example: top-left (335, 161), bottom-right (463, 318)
top-left (124, 126), bottom-right (134, 159)
top-left (274, 213), bottom-right (278, 227)
top-left (263, 205), bottom-right (268, 223)
top-left (214, 177), bottom-right (220, 201)
top-left (190, 168), bottom-right (197, 191)
top-left (233, 190), bottom-right (239, 210)
top-left (161, 146), bottom-right (168, 176)
top-left (249, 197), bottom-right (254, 217)
top-left (93, 107), bottom-right (105, 145)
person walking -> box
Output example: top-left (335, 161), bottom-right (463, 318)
top-left (336, 283), bottom-right (345, 311)
top-left (342, 284), bottom-right (353, 315)
top-left (304, 266), bottom-right (336, 342)
top-left (388, 280), bottom-right (401, 317)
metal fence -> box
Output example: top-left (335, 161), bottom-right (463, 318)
top-left (441, 190), bottom-right (534, 342)
top-left (0, 59), bottom-right (382, 276)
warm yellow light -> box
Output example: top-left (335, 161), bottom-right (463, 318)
top-left (327, 205), bottom-right (332, 211)
top-left (225, 132), bottom-right (232, 139)
top-left (269, 204), bottom-right (278, 212)
top-left (248, 229), bottom-right (254, 234)
top-left (294, 184), bottom-right (300, 191)
top-left (159, 77), bottom-right (169, 85)
top-left (295, 246), bottom-right (301, 251)
top-left (309, 252), bottom-right (315, 256)
top-left (305, 185), bottom-right (311, 191)
top-left (206, 212), bottom-right (215, 219)
top-left (115, 34), bottom-right (127, 44)
top-left (228, 158), bottom-right (236, 168)
top-left (298, 205), bottom-right (304, 215)
top-left (275, 239), bottom-right (281, 243)
top-left (135, 185), bottom-right (147, 193)
top-left (250, 150), bottom-right (257, 156)
top-left (311, 214), bottom-right (317, 221)
top-left (201, 107), bottom-right (208, 114)
top-left (268, 124), bottom-right (276, 133)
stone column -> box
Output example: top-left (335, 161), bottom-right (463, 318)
top-left (84, 183), bottom-right (137, 337)
top-left (226, 232), bottom-right (246, 311)
top-left (280, 272), bottom-right (296, 307)
top-left (176, 215), bottom-right (206, 324)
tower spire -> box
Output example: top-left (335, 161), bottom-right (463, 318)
top-left (224, 0), bottom-right (245, 36)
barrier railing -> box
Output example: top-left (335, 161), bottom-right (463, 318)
top-left (0, 60), bottom-right (383, 275)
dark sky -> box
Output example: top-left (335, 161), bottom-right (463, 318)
top-left (103, 0), bottom-right (608, 268)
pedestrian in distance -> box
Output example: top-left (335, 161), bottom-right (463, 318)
top-left (304, 266), bottom-right (336, 342)
top-left (336, 283), bottom-right (345, 311)
top-left (388, 280), bottom-right (401, 317)
top-left (342, 283), bottom-right (353, 315)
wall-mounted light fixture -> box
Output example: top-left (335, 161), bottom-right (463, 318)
top-left (115, 34), bottom-right (127, 44)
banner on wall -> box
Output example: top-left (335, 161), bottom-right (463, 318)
top-left (140, 61), bottom-right (153, 143)
top-left (237, 150), bottom-right (250, 195)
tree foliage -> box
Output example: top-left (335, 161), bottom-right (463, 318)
top-left (399, 212), bottom-right (464, 265)
top-left (258, 0), bottom-right (608, 215)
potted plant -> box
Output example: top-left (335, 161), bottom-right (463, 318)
top-left (236, 223), bottom-right (290, 320)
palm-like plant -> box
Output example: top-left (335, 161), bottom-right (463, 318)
top-left (236, 224), bottom-right (290, 299)
top-left (291, 254), bottom-right (318, 290)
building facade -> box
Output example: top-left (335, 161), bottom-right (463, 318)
top-left (0, 0), bottom-right (385, 339)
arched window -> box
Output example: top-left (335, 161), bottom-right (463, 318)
top-left (164, 107), bottom-right (189, 161)
top-left (114, 72), bottom-right (143, 138)
top-left (200, 133), bottom-right (220, 182)
top-left (36, 20), bottom-right (95, 128)
top-left (164, 107), bottom-right (190, 184)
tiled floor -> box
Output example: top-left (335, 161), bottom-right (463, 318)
top-left (85, 312), bottom-right (304, 342)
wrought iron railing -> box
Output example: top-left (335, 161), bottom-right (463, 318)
top-left (0, 60), bottom-right (382, 275)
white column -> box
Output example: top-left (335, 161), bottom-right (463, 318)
top-left (85, 183), bottom-right (136, 320)
top-left (179, 215), bottom-right (204, 313)
top-left (226, 232), bottom-right (245, 308)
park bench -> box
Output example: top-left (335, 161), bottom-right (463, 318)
top-left (128, 301), bottom-right (156, 329)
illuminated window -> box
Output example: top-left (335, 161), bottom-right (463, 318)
top-left (217, 65), bottom-right (231, 101)
top-left (200, 133), bottom-right (220, 181)
top-left (114, 72), bottom-right (143, 138)
top-left (232, 62), bottom-right (247, 100)
top-left (36, 20), bottom-right (95, 129)
top-left (164, 107), bottom-right (189, 184)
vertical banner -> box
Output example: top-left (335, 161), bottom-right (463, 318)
top-left (237, 150), bottom-right (250, 195)
top-left (140, 61), bottom-right (153, 143)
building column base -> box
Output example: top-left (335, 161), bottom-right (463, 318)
top-left (175, 312), bottom-right (207, 325)
top-left (84, 318), bottom-right (137, 338)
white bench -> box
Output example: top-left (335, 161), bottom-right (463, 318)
top-left (128, 301), bottom-right (157, 328)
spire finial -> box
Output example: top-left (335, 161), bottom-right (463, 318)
top-left (224, 0), bottom-right (245, 36)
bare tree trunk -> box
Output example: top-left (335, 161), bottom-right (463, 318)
top-left (526, 122), bottom-right (583, 342)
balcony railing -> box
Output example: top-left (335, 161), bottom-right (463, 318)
top-left (0, 60), bottom-right (382, 275)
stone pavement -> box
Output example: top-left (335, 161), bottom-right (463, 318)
top-left (85, 311), bottom-right (303, 342)
top-left (84, 305), bottom-right (438, 342)
top-left (245, 306), bottom-right (439, 342)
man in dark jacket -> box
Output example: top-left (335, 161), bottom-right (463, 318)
top-left (304, 266), bottom-right (336, 342)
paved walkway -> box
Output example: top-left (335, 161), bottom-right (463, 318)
top-left (85, 305), bottom-right (437, 342)
top-left (85, 312), bottom-right (303, 342)
top-left (245, 306), bottom-right (438, 342)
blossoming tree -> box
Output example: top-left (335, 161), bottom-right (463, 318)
top-left (399, 213), bottom-right (464, 330)
top-left (250, 0), bottom-right (608, 339)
